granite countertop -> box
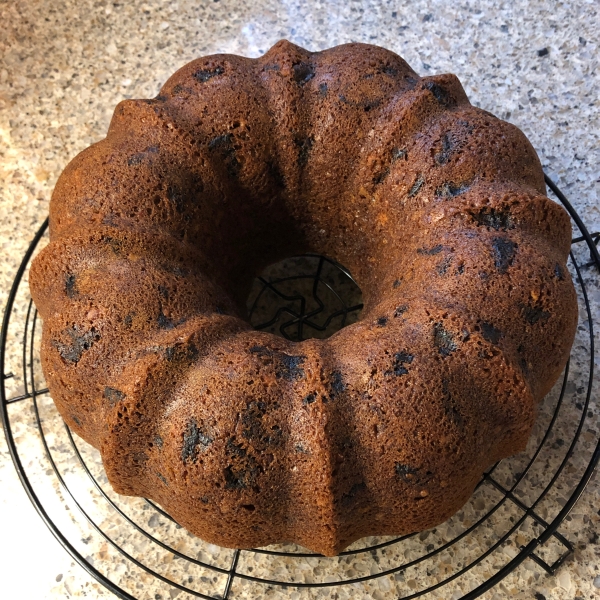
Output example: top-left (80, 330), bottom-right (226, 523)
top-left (1, 1), bottom-right (599, 598)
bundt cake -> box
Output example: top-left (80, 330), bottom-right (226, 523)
top-left (29, 40), bottom-right (578, 556)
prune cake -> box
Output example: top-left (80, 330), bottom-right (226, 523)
top-left (29, 40), bottom-right (578, 556)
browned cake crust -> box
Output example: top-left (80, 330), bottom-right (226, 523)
top-left (29, 40), bottom-right (578, 556)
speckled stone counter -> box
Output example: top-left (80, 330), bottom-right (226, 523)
top-left (1, 1), bottom-right (599, 598)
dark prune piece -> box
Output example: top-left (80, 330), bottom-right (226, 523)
top-left (434, 133), bottom-right (453, 165)
top-left (434, 322), bottom-right (457, 356)
top-left (408, 174), bottom-right (425, 197)
top-left (435, 181), bottom-right (470, 198)
top-left (101, 235), bottom-right (122, 256)
top-left (318, 82), bottom-right (328, 96)
top-left (127, 153), bottom-right (144, 166)
top-left (554, 263), bottom-right (564, 280)
top-left (372, 147), bottom-right (407, 185)
top-left (472, 207), bottom-right (514, 230)
top-left (395, 351), bottom-right (414, 364)
top-left (521, 304), bottom-right (551, 325)
top-left (182, 419), bottom-right (213, 463)
top-left (481, 322), bottom-right (502, 345)
top-left (241, 400), bottom-right (267, 441)
top-left (418, 244), bottom-right (443, 255)
top-left (224, 439), bottom-right (259, 490)
top-left (250, 345), bottom-right (268, 355)
top-left (166, 343), bottom-right (196, 364)
top-left (157, 308), bottom-right (175, 330)
top-left (437, 257), bottom-right (451, 275)
top-left (392, 147), bottom-right (407, 161)
top-left (226, 438), bottom-right (247, 458)
top-left (391, 364), bottom-right (408, 376)
top-left (456, 118), bottom-right (475, 133)
top-left (338, 93), bottom-right (381, 111)
top-left (224, 466), bottom-right (246, 490)
top-left (275, 354), bottom-right (306, 381)
top-left (292, 62), bottom-right (315, 85)
top-left (302, 393), bottom-right (316, 405)
top-left (250, 346), bottom-right (306, 382)
top-left (377, 316), bottom-right (388, 327)
top-left (186, 342), bottom-right (199, 362)
top-left (394, 305), bottom-right (408, 317)
top-left (208, 134), bottom-right (233, 152)
top-left (53, 326), bottom-right (99, 364)
top-left (330, 371), bottom-right (346, 398)
top-left (373, 167), bottom-right (390, 185)
top-left (65, 274), bottom-right (77, 298)
top-left (104, 387), bottom-right (126, 405)
top-left (403, 75), bottom-right (417, 88)
top-left (492, 237), bottom-right (517, 273)
top-left (386, 350), bottom-right (414, 376)
top-left (423, 81), bottom-right (455, 107)
top-left (194, 66), bottom-right (224, 82)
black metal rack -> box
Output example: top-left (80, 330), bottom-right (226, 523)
top-left (1, 174), bottom-right (599, 599)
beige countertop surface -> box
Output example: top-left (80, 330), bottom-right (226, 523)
top-left (1, 0), bottom-right (599, 598)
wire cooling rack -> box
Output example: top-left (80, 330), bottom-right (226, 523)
top-left (1, 175), bottom-right (599, 599)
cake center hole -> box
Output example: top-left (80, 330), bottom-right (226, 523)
top-left (246, 255), bottom-right (363, 342)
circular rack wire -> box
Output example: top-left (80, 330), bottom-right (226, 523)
top-left (1, 174), bottom-right (599, 599)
